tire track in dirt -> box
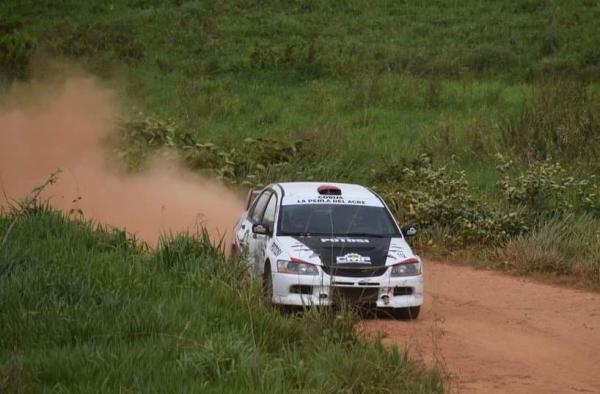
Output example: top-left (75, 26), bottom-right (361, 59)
top-left (361, 261), bottom-right (600, 393)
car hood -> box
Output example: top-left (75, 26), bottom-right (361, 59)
top-left (274, 235), bottom-right (414, 267)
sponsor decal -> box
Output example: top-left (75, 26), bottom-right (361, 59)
top-left (321, 238), bottom-right (370, 243)
top-left (388, 250), bottom-right (406, 259)
top-left (270, 243), bottom-right (282, 256)
top-left (336, 253), bottom-right (372, 264)
top-left (295, 195), bottom-right (367, 205)
top-left (291, 235), bottom-right (390, 266)
top-left (388, 242), bottom-right (410, 259)
top-left (282, 193), bottom-right (383, 207)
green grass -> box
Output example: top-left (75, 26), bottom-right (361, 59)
top-left (0, 207), bottom-right (442, 392)
top-left (4, 1), bottom-right (600, 390)
top-left (2, 1), bottom-right (600, 286)
top-left (8, 0), bottom-right (600, 78)
top-left (2, 0), bottom-right (598, 180)
top-left (498, 214), bottom-right (600, 288)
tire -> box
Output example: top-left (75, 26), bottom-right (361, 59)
top-left (391, 306), bottom-right (421, 320)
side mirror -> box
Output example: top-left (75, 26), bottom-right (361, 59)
top-left (401, 224), bottom-right (417, 237)
top-left (252, 223), bottom-right (271, 236)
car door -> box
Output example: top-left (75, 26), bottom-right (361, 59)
top-left (255, 193), bottom-right (277, 275)
top-left (246, 191), bottom-right (272, 273)
top-left (237, 191), bottom-right (269, 261)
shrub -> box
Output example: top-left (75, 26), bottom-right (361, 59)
top-left (373, 155), bottom-right (528, 248)
top-left (0, 31), bottom-right (36, 80)
top-left (184, 136), bottom-right (307, 184)
top-left (116, 113), bottom-right (308, 184)
top-left (497, 155), bottom-right (600, 216)
top-left (115, 112), bottom-right (600, 257)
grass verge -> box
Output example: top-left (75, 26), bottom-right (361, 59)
top-left (496, 214), bottom-right (600, 289)
top-left (0, 206), bottom-right (442, 392)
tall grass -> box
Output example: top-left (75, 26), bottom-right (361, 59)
top-left (7, 0), bottom-right (599, 79)
top-left (3, 0), bottom-right (600, 286)
top-left (500, 79), bottom-right (600, 162)
top-left (498, 214), bottom-right (600, 287)
top-left (0, 207), bottom-right (442, 392)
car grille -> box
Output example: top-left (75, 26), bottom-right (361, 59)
top-left (332, 287), bottom-right (379, 304)
top-left (321, 265), bottom-right (388, 278)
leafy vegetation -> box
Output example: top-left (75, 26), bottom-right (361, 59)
top-left (6, 1), bottom-right (600, 391)
top-left (0, 25), bottom-right (36, 81)
top-left (497, 158), bottom-right (600, 216)
top-left (372, 156), bottom-right (529, 248)
top-left (1, 1), bottom-right (600, 282)
top-left (0, 206), bottom-right (442, 392)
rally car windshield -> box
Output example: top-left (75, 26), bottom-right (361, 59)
top-left (277, 204), bottom-right (400, 237)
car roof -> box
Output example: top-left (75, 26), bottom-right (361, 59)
top-left (276, 182), bottom-right (369, 196)
top-left (275, 182), bottom-right (384, 207)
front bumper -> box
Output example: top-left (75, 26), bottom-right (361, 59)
top-left (270, 269), bottom-right (423, 309)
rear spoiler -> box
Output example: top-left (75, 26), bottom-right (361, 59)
top-left (244, 189), bottom-right (261, 211)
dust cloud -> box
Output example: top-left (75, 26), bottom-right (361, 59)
top-left (0, 76), bottom-right (243, 246)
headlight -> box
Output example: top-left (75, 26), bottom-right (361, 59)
top-left (277, 258), bottom-right (319, 275)
top-left (390, 258), bottom-right (421, 277)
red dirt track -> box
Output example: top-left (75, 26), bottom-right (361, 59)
top-left (362, 261), bottom-right (600, 393)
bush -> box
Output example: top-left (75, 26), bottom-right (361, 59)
top-left (497, 155), bottom-right (600, 216)
top-left (372, 155), bottom-right (528, 248)
top-left (116, 113), bottom-right (309, 184)
top-left (0, 31), bottom-right (36, 80)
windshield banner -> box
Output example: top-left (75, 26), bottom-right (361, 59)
top-left (281, 194), bottom-right (383, 207)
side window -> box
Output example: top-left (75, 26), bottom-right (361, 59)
top-left (250, 192), bottom-right (271, 223)
top-left (261, 194), bottom-right (277, 231)
top-left (244, 189), bottom-right (261, 211)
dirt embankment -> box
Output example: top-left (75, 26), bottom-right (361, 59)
top-left (362, 261), bottom-right (600, 393)
top-left (0, 76), bottom-right (242, 245)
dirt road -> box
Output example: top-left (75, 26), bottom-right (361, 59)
top-left (361, 261), bottom-right (600, 393)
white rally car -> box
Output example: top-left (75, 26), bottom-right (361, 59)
top-left (232, 182), bottom-right (423, 318)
